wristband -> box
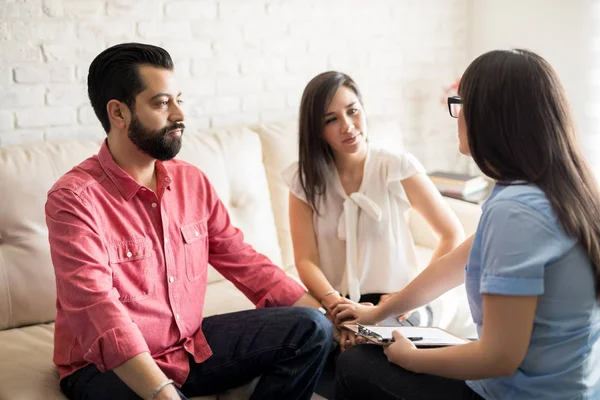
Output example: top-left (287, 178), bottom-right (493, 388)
top-left (151, 379), bottom-right (174, 399)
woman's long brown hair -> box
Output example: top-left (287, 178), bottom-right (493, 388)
top-left (459, 49), bottom-right (600, 299)
top-left (297, 71), bottom-right (363, 213)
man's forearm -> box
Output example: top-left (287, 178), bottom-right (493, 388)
top-left (113, 352), bottom-right (178, 400)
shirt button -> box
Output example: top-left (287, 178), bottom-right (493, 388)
top-left (141, 187), bottom-right (146, 191)
top-left (175, 314), bottom-right (180, 320)
top-left (151, 203), bottom-right (157, 208)
top-left (126, 251), bottom-right (132, 258)
top-left (169, 276), bottom-right (174, 283)
top-left (165, 238), bottom-right (169, 244)
top-left (194, 230), bottom-right (199, 237)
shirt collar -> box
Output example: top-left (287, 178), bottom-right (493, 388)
top-left (483, 180), bottom-right (529, 208)
top-left (97, 140), bottom-right (173, 201)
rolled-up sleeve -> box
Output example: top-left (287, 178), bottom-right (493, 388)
top-left (203, 175), bottom-right (306, 308)
top-left (46, 189), bottom-right (149, 371)
top-left (479, 200), bottom-right (564, 296)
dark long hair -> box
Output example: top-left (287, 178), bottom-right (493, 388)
top-left (87, 42), bottom-right (174, 133)
top-left (298, 71), bottom-right (363, 213)
top-left (459, 49), bottom-right (600, 299)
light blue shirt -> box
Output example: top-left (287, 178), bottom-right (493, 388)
top-left (465, 183), bottom-right (600, 400)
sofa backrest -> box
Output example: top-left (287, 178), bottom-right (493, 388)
top-left (0, 126), bottom-right (281, 330)
top-left (0, 141), bottom-right (100, 330)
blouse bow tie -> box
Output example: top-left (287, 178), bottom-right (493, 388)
top-left (337, 192), bottom-right (382, 302)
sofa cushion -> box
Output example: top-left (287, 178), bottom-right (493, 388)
top-left (0, 323), bottom-right (257, 400)
top-left (0, 324), bottom-right (65, 400)
top-left (410, 197), bottom-right (482, 249)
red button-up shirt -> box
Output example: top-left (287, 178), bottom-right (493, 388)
top-left (45, 141), bottom-right (305, 385)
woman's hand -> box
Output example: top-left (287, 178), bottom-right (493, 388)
top-left (332, 317), bottom-right (365, 350)
top-left (331, 300), bottom-right (382, 325)
top-left (322, 293), bottom-right (345, 314)
top-left (383, 330), bottom-right (418, 370)
top-left (378, 293), bottom-right (415, 323)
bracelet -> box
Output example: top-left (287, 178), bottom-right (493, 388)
top-left (151, 379), bottom-right (174, 399)
top-left (323, 290), bottom-right (340, 299)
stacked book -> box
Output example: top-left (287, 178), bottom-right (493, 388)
top-left (428, 171), bottom-right (489, 197)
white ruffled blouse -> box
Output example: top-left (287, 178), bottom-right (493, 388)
top-left (284, 146), bottom-right (425, 302)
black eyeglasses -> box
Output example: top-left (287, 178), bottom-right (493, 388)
top-left (448, 96), bottom-right (462, 118)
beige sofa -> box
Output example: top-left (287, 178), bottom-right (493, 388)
top-left (0, 117), bottom-right (482, 400)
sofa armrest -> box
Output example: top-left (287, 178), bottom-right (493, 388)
top-left (409, 197), bottom-right (483, 250)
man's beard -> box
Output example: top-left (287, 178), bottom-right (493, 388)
top-left (128, 115), bottom-right (185, 161)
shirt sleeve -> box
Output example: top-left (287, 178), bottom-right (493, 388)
top-left (385, 151), bottom-right (427, 208)
top-left (479, 199), bottom-right (565, 296)
top-left (201, 172), bottom-right (306, 307)
top-left (282, 161), bottom-right (308, 204)
top-left (46, 189), bottom-right (149, 372)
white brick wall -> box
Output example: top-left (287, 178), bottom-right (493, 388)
top-left (588, 1), bottom-right (600, 179)
top-left (0, 0), bottom-right (470, 171)
top-left (471, 0), bottom-right (599, 180)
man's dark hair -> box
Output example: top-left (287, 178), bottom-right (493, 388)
top-left (87, 42), bottom-right (174, 133)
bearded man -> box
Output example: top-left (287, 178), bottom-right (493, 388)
top-left (46, 43), bottom-right (332, 400)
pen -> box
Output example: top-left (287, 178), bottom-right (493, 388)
top-left (407, 336), bottom-right (423, 342)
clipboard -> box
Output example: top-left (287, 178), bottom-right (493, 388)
top-left (342, 323), bottom-right (469, 347)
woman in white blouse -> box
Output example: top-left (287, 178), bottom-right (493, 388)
top-left (286, 71), bottom-right (465, 350)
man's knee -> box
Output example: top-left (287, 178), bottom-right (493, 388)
top-left (295, 307), bottom-right (334, 346)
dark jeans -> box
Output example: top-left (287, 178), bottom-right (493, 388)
top-left (335, 344), bottom-right (484, 400)
top-left (315, 293), bottom-right (432, 399)
top-left (60, 306), bottom-right (332, 400)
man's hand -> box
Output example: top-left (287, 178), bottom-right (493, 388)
top-left (338, 326), bottom-right (366, 352)
top-left (332, 322), bottom-right (342, 344)
top-left (383, 330), bottom-right (418, 370)
top-left (331, 300), bottom-right (382, 325)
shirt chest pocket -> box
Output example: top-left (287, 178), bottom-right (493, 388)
top-left (107, 239), bottom-right (154, 302)
top-left (180, 219), bottom-right (208, 281)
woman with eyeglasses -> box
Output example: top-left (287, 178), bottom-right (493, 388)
top-left (332, 49), bottom-right (600, 400)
